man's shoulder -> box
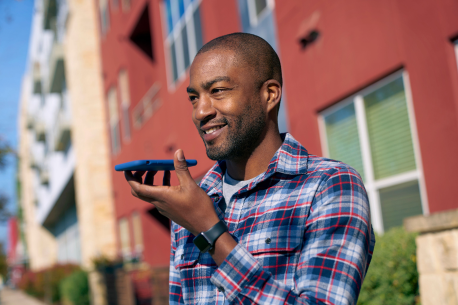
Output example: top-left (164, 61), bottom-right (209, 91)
top-left (305, 154), bottom-right (364, 182)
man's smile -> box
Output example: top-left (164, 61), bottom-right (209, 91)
top-left (201, 124), bottom-right (227, 142)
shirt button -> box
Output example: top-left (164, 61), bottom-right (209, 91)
top-left (265, 237), bottom-right (271, 244)
top-left (181, 254), bottom-right (184, 260)
top-left (218, 287), bottom-right (225, 292)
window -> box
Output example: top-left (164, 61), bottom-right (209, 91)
top-left (111, 0), bottom-right (118, 11)
top-left (121, 0), bottom-right (130, 12)
top-left (319, 71), bottom-right (427, 233)
top-left (247, 0), bottom-right (273, 26)
top-left (132, 83), bottom-right (162, 129)
top-left (118, 217), bottom-right (131, 259)
top-left (118, 70), bottom-right (131, 141)
top-left (108, 87), bottom-right (121, 154)
top-left (131, 212), bottom-right (144, 255)
top-left (163, 0), bottom-right (203, 84)
top-left (99, 0), bottom-right (110, 35)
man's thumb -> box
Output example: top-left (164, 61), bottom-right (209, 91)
top-left (174, 149), bottom-right (192, 186)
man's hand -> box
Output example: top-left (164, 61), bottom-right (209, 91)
top-left (124, 149), bottom-right (220, 236)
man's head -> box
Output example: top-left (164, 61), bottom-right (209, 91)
top-left (187, 33), bottom-right (283, 161)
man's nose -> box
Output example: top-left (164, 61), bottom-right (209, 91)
top-left (194, 95), bottom-right (216, 122)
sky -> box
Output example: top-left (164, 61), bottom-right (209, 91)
top-left (0, 0), bottom-right (34, 248)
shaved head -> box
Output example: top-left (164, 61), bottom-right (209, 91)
top-left (196, 33), bottom-right (282, 89)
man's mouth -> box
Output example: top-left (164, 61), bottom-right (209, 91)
top-left (204, 125), bottom-right (225, 134)
top-left (202, 124), bottom-right (227, 142)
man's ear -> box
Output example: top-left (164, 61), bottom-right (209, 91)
top-left (264, 80), bottom-right (282, 115)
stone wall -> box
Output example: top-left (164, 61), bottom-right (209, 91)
top-left (65, 0), bottom-right (117, 268)
top-left (405, 209), bottom-right (458, 305)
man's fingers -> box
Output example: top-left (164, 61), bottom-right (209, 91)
top-left (133, 171), bottom-right (146, 182)
top-left (174, 149), bottom-right (194, 187)
top-left (163, 170), bottom-right (171, 186)
top-left (144, 171), bottom-right (157, 186)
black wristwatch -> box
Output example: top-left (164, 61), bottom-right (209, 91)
top-left (193, 220), bottom-right (228, 253)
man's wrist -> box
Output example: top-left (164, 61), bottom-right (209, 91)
top-left (209, 232), bottom-right (238, 266)
top-left (193, 220), bottom-right (228, 253)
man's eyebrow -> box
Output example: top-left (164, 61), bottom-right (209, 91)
top-left (186, 76), bottom-right (232, 94)
top-left (186, 87), bottom-right (197, 94)
top-left (201, 76), bottom-right (232, 91)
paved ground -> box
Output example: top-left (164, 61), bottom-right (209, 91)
top-left (0, 288), bottom-right (46, 305)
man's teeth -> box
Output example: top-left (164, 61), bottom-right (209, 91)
top-left (205, 126), bottom-right (223, 134)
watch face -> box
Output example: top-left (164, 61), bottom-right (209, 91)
top-left (193, 234), bottom-right (211, 253)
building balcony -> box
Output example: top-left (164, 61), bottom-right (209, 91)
top-left (43, 0), bottom-right (57, 31)
top-left (34, 121), bottom-right (46, 143)
top-left (32, 62), bottom-right (42, 94)
top-left (54, 109), bottom-right (71, 152)
top-left (39, 167), bottom-right (50, 186)
top-left (48, 41), bottom-right (65, 94)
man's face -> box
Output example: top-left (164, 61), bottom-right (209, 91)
top-left (187, 50), bottom-right (267, 161)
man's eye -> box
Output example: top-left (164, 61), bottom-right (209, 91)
top-left (212, 88), bottom-right (225, 94)
top-left (188, 96), bottom-right (198, 102)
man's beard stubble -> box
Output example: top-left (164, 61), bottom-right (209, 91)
top-left (203, 102), bottom-right (266, 161)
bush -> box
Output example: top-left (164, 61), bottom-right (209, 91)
top-left (60, 270), bottom-right (90, 305)
top-left (357, 227), bottom-right (420, 305)
top-left (17, 264), bottom-right (81, 304)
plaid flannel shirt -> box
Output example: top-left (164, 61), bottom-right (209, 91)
top-left (170, 133), bottom-right (375, 305)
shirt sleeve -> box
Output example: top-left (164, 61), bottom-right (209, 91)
top-left (210, 166), bottom-right (375, 305)
top-left (169, 223), bottom-right (184, 304)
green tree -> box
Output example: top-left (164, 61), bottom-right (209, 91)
top-left (0, 139), bottom-right (13, 222)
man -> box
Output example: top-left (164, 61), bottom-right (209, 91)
top-left (125, 33), bottom-right (375, 304)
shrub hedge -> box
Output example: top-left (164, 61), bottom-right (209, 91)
top-left (17, 264), bottom-right (80, 304)
top-left (60, 269), bottom-right (90, 305)
top-left (357, 226), bottom-right (420, 305)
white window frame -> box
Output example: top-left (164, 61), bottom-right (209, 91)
top-left (132, 83), bottom-right (162, 129)
top-left (161, 0), bottom-right (203, 89)
top-left (107, 86), bottom-right (121, 155)
top-left (99, 0), bottom-right (110, 36)
top-left (318, 70), bottom-right (428, 233)
top-left (247, 0), bottom-right (275, 27)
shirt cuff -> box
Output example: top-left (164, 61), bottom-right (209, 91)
top-left (210, 243), bottom-right (261, 302)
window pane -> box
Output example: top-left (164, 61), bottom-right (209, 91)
top-left (108, 87), bottom-right (119, 123)
top-left (170, 42), bottom-right (178, 81)
top-left (324, 103), bottom-right (365, 180)
top-left (255, 0), bottom-right (268, 16)
top-left (193, 7), bottom-right (203, 53)
top-left (118, 218), bottom-right (131, 258)
top-left (364, 77), bottom-right (416, 180)
top-left (178, 0), bottom-right (185, 18)
top-left (132, 213), bottom-right (144, 253)
top-left (122, 105), bottom-right (130, 141)
top-left (111, 121), bottom-right (121, 154)
top-left (182, 24), bottom-right (190, 69)
top-left (165, 0), bottom-right (173, 34)
top-left (379, 180), bottom-right (423, 231)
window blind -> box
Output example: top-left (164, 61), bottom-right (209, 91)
top-left (324, 103), bottom-right (365, 181)
top-left (379, 180), bottom-right (423, 231)
top-left (364, 77), bottom-right (416, 180)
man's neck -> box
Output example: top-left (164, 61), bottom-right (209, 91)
top-left (225, 132), bottom-right (283, 181)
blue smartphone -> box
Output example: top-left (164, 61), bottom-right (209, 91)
top-left (115, 159), bottom-right (197, 171)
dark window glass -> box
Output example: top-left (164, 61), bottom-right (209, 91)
top-left (170, 42), bottom-right (178, 81)
top-left (193, 7), bottom-right (203, 52)
top-left (182, 24), bottom-right (190, 69)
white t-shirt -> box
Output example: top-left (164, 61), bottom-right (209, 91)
top-left (221, 171), bottom-right (256, 213)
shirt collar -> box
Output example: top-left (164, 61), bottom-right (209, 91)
top-left (199, 133), bottom-right (309, 195)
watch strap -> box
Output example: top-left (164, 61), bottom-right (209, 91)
top-left (193, 220), bottom-right (228, 252)
top-left (203, 220), bottom-right (227, 244)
